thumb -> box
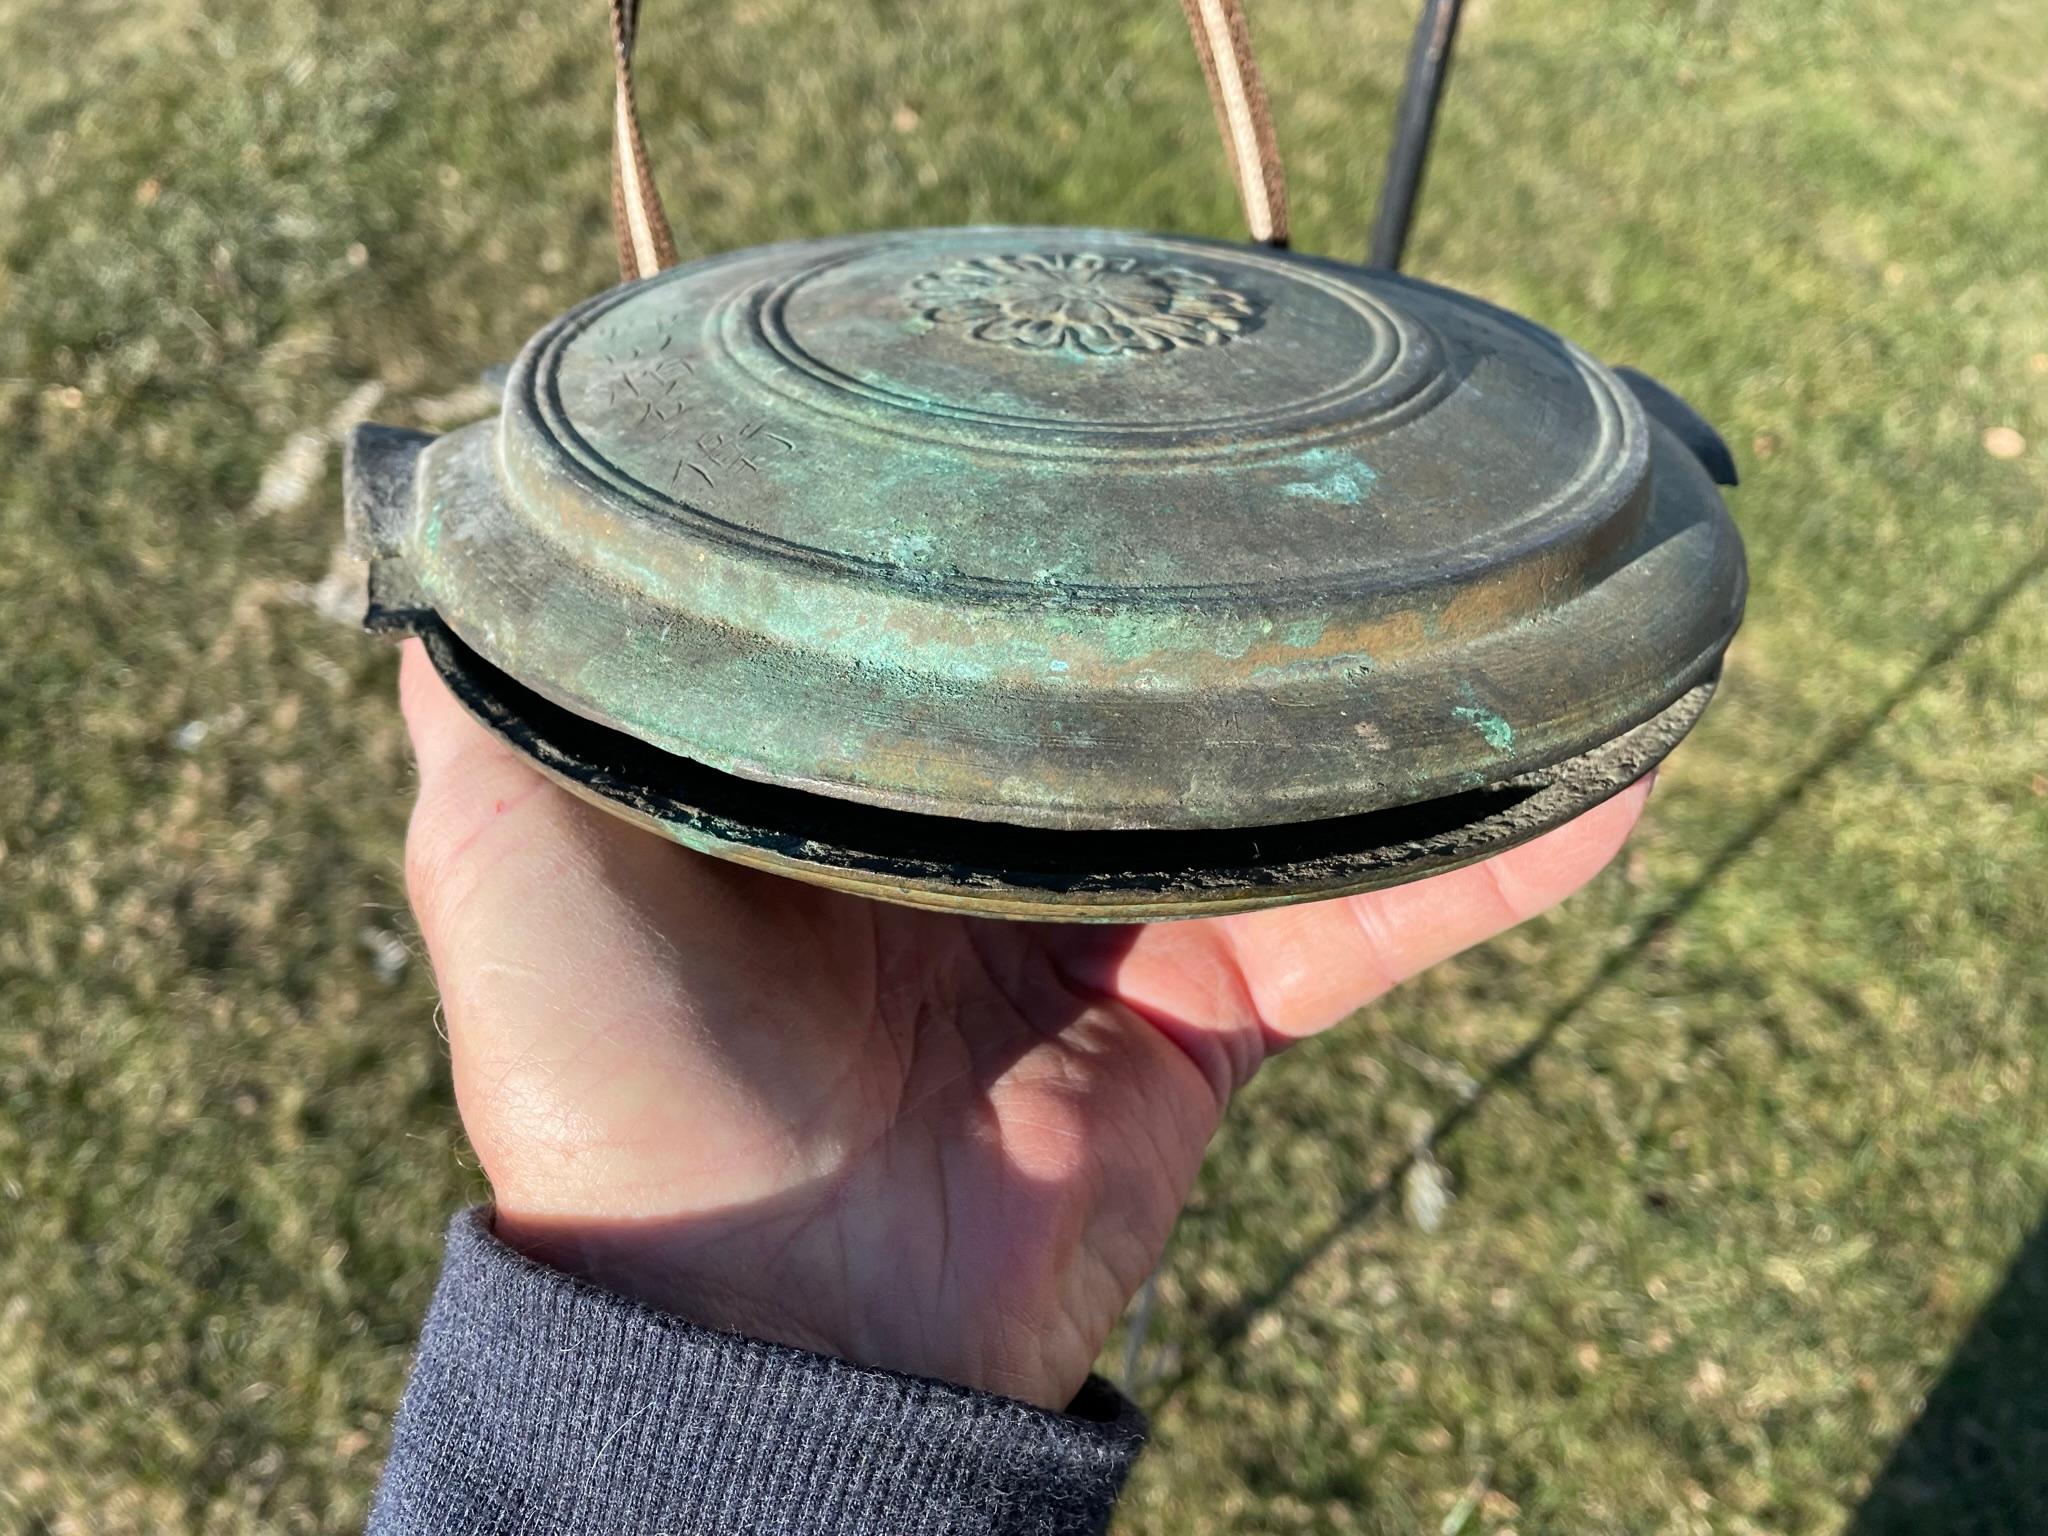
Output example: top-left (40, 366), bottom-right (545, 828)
top-left (393, 637), bottom-right (704, 1205)
top-left (394, 636), bottom-right (620, 990)
top-left (396, 636), bottom-right (538, 811)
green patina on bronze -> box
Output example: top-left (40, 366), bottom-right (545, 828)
top-left (345, 226), bottom-right (1745, 918)
top-left (1279, 448), bottom-right (1379, 507)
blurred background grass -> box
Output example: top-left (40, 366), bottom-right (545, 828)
top-left (2, 0), bottom-right (2044, 1530)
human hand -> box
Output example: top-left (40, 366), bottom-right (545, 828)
top-left (398, 637), bottom-right (1649, 1410)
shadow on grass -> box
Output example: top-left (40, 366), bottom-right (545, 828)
top-left (1847, 1208), bottom-right (2048, 1535)
top-left (1155, 539), bottom-right (2048, 1405)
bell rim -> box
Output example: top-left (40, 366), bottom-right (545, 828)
top-left (414, 620), bottom-right (1717, 922)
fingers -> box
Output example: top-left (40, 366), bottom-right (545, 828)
top-left (1104, 776), bottom-right (1653, 1061)
top-left (1227, 775), bottom-right (1651, 1039)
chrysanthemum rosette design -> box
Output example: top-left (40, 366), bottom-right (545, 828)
top-left (908, 252), bottom-right (1259, 356)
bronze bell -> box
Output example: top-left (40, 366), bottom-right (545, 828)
top-left (344, 0), bottom-right (1744, 920)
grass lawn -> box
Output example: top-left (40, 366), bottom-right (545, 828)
top-left (3, 0), bottom-right (2045, 1529)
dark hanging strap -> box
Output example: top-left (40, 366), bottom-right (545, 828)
top-left (1367, 0), bottom-right (1462, 270)
top-left (606, 0), bottom-right (1292, 281)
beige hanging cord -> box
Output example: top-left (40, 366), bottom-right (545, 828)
top-left (1175, 0), bottom-right (1290, 245)
top-left (607, 0), bottom-right (1290, 281)
top-left (610, 0), bottom-right (679, 280)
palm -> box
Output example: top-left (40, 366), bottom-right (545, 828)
top-left (399, 640), bottom-right (1648, 1408)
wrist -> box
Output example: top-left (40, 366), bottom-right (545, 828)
top-left (383, 1209), bottom-right (1148, 1535)
top-left (487, 1204), bottom-right (1081, 1409)
top-left (490, 1208), bottom-right (854, 1365)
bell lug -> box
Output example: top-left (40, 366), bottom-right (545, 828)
top-left (343, 423), bottom-right (435, 559)
top-left (344, 422), bottom-right (438, 635)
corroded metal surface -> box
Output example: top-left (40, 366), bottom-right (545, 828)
top-left (352, 228), bottom-right (1743, 828)
top-left (346, 225), bottom-right (1744, 917)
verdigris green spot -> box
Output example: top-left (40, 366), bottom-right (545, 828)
top-left (882, 528), bottom-right (939, 575)
top-left (1279, 448), bottom-right (1378, 507)
top-left (1452, 703), bottom-right (1515, 752)
top-left (1282, 617), bottom-right (1327, 648)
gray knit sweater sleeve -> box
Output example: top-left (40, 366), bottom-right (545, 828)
top-left (368, 1209), bottom-right (1147, 1535)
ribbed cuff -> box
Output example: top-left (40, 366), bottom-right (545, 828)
top-left (369, 1208), bottom-right (1146, 1536)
